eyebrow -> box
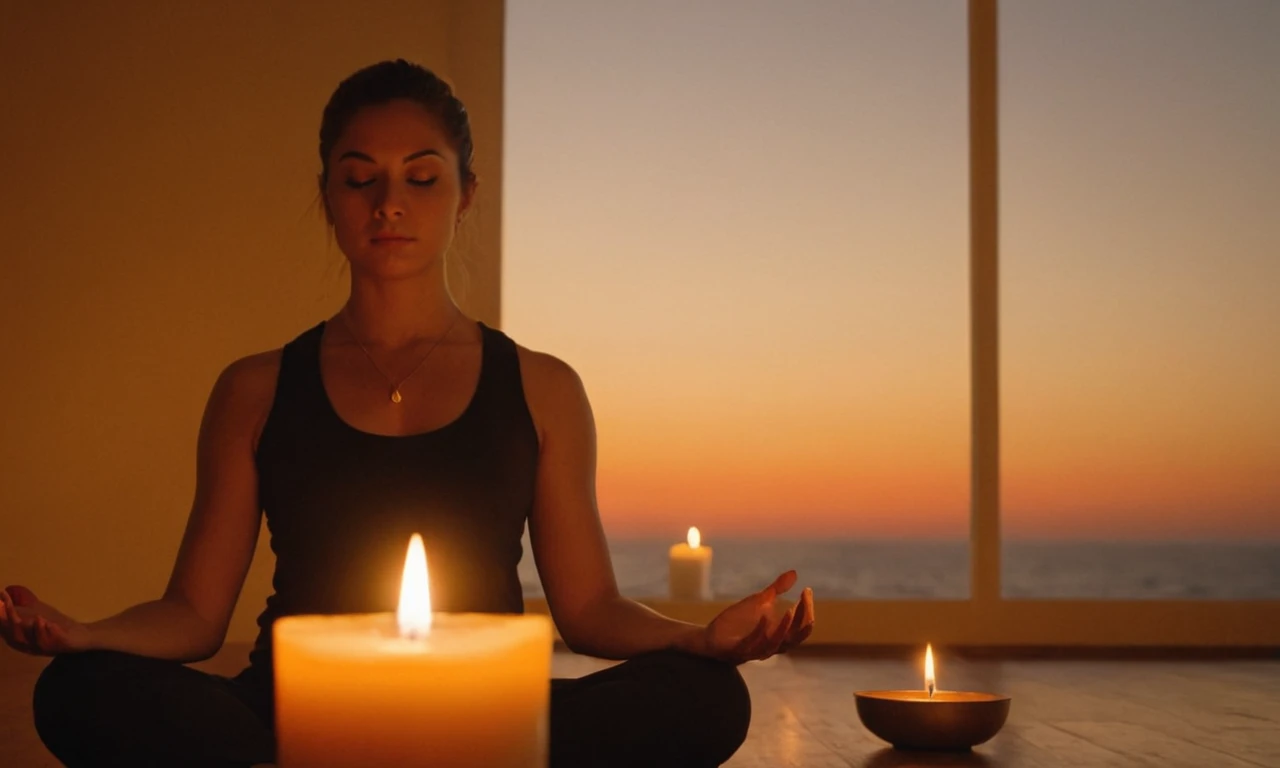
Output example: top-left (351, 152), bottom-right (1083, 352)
top-left (337, 149), bottom-right (442, 163)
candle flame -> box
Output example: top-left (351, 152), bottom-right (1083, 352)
top-left (397, 533), bottom-right (432, 638)
top-left (925, 643), bottom-right (936, 698)
top-left (687, 526), bottom-right (701, 549)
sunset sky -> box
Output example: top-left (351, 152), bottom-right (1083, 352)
top-left (500, 0), bottom-right (1279, 540)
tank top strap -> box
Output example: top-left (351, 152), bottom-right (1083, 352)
top-left (259, 322), bottom-right (327, 439)
top-left (474, 321), bottom-right (533, 424)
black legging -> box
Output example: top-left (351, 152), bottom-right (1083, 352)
top-left (31, 648), bottom-right (751, 767)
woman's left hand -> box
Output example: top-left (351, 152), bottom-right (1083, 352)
top-left (699, 571), bottom-right (814, 664)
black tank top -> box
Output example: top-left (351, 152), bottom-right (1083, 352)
top-left (245, 320), bottom-right (538, 680)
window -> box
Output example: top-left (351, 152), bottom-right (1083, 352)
top-left (506, 0), bottom-right (971, 601)
top-left (1000, 0), bottom-right (1280, 599)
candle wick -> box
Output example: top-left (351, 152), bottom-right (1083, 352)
top-left (927, 682), bottom-right (936, 698)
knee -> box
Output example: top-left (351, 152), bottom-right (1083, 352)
top-left (650, 652), bottom-right (753, 764)
top-left (32, 651), bottom-right (139, 760)
top-left (691, 656), bottom-right (752, 762)
top-left (33, 653), bottom-right (105, 743)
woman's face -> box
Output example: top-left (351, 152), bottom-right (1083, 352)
top-left (323, 98), bottom-right (473, 279)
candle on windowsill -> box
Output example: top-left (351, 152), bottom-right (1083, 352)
top-left (669, 526), bottom-right (712, 601)
top-left (273, 534), bottom-right (553, 767)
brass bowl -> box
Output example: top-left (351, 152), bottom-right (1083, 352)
top-left (853, 690), bottom-right (1011, 751)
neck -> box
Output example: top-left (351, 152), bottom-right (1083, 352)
top-left (340, 273), bottom-right (460, 349)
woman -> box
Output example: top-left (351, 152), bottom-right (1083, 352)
top-left (1, 59), bottom-right (814, 768)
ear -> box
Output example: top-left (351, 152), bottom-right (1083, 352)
top-left (457, 176), bottom-right (479, 224)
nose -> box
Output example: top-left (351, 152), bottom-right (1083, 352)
top-left (373, 183), bottom-right (406, 220)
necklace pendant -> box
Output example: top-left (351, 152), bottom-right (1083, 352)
top-left (390, 389), bottom-right (403, 404)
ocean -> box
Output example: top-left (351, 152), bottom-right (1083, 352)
top-left (517, 539), bottom-right (1280, 600)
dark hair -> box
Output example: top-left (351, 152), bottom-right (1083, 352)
top-left (318, 59), bottom-right (475, 193)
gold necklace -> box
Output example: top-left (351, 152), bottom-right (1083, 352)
top-left (337, 309), bottom-right (459, 404)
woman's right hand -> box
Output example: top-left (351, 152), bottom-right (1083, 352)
top-left (0, 585), bottom-right (91, 656)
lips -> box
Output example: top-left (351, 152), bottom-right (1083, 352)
top-left (370, 234), bottom-right (416, 243)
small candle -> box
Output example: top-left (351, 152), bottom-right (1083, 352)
top-left (274, 534), bottom-right (553, 767)
top-left (853, 643), bottom-right (1011, 751)
top-left (669, 526), bottom-right (712, 601)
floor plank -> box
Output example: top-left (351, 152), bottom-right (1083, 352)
top-left (1, 645), bottom-right (1277, 766)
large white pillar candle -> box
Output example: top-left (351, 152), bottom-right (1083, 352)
top-left (274, 534), bottom-right (553, 768)
top-left (669, 526), bottom-right (713, 601)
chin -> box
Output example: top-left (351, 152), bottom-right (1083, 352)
top-left (347, 247), bottom-right (444, 279)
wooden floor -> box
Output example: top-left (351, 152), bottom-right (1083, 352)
top-left (2, 644), bottom-right (1278, 767)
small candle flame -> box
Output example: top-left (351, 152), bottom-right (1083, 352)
top-left (925, 643), bottom-right (936, 698)
top-left (397, 533), bottom-right (432, 638)
top-left (687, 526), bottom-right (701, 549)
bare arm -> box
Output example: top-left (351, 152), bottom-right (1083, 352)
top-left (522, 350), bottom-right (706, 660)
top-left (85, 351), bottom-right (278, 662)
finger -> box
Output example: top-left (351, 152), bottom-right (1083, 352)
top-left (0, 603), bottom-right (17, 649)
top-left (0, 591), bottom-right (27, 649)
top-left (740, 609), bottom-right (790, 660)
top-left (779, 624), bottom-right (812, 653)
top-left (10, 614), bottom-right (35, 651)
top-left (757, 604), bottom-right (798, 659)
top-left (40, 617), bottom-right (63, 655)
top-left (742, 620), bottom-right (783, 660)
top-left (776, 601), bottom-right (800, 640)
top-left (32, 617), bottom-right (49, 654)
top-left (779, 623), bottom-right (814, 654)
top-left (779, 589), bottom-right (815, 653)
top-left (0, 590), bottom-right (22, 627)
top-left (789, 587), bottom-right (812, 633)
top-left (19, 612), bottom-right (40, 648)
top-left (763, 571), bottom-right (797, 599)
top-left (5, 585), bottom-right (36, 607)
top-left (731, 615), bottom-right (770, 658)
top-left (773, 602), bottom-right (805, 654)
top-left (772, 589), bottom-right (808, 648)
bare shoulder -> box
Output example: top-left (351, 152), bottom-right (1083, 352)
top-left (514, 344), bottom-right (591, 443)
top-left (207, 347), bottom-right (283, 450)
top-left (215, 348), bottom-right (282, 403)
top-left (514, 344), bottom-right (582, 391)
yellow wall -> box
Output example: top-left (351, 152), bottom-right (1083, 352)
top-left (0, 0), bottom-right (505, 644)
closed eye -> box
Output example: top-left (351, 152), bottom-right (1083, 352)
top-left (344, 177), bottom-right (438, 189)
